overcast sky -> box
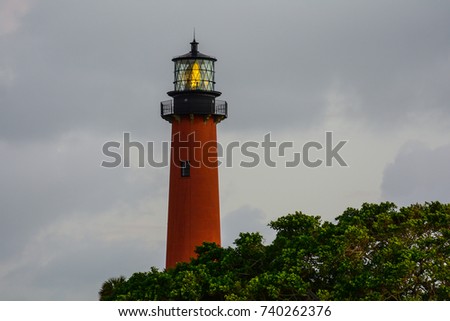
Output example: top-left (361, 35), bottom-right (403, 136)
top-left (1, 0), bottom-right (449, 300)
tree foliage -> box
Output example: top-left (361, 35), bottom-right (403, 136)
top-left (99, 202), bottom-right (450, 300)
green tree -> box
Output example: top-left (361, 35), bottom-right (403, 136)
top-left (99, 276), bottom-right (126, 301)
top-left (99, 202), bottom-right (450, 300)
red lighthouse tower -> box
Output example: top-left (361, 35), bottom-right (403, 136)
top-left (161, 39), bottom-right (227, 268)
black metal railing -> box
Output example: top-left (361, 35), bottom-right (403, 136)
top-left (214, 100), bottom-right (227, 117)
top-left (160, 99), bottom-right (227, 119)
top-left (161, 100), bottom-right (173, 117)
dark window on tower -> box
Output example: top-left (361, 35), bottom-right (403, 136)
top-left (181, 161), bottom-right (190, 177)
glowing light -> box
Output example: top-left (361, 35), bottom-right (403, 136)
top-left (190, 61), bottom-right (201, 89)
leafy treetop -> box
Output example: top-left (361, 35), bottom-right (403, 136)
top-left (99, 202), bottom-right (450, 301)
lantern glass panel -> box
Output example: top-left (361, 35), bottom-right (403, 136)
top-left (174, 59), bottom-right (215, 91)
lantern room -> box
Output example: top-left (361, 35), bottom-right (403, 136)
top-left (174, 60), bottom-right (214, 92)
top-left (161, 38), bottom-right (227, 122)
top-left (171, 39), bottom-right (217, 93)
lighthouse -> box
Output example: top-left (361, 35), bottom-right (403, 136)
top-left (160, 38), bottom-right (227, 268)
